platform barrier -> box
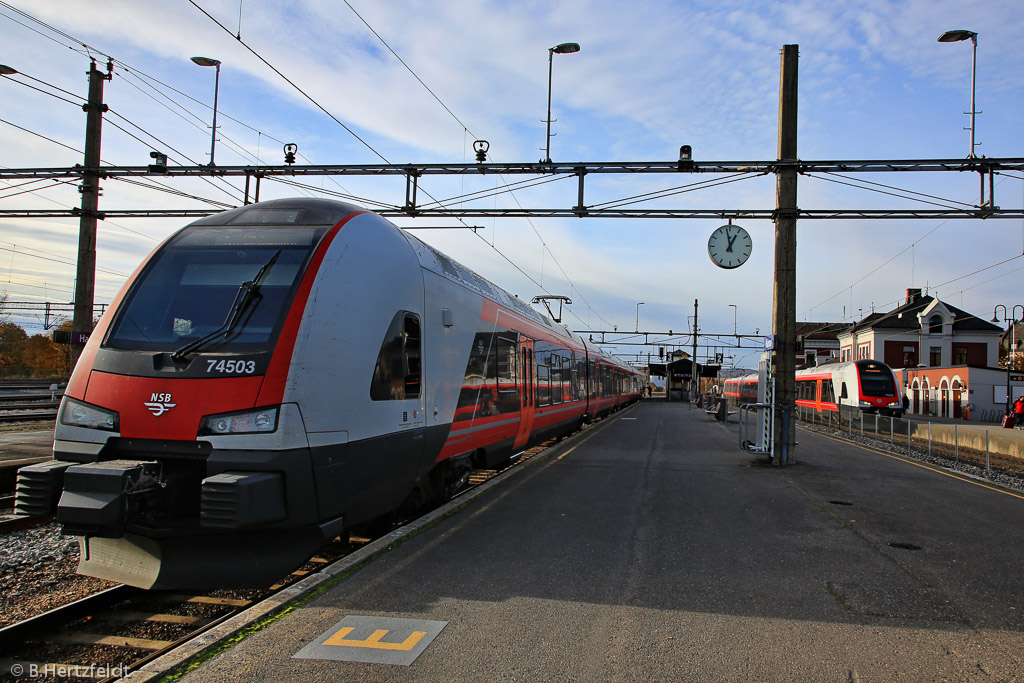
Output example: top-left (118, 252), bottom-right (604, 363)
top-left (739, 403), bottom-right (772, 457)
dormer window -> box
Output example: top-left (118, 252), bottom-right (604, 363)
top-left (928, 315), bottom-right (943, 334)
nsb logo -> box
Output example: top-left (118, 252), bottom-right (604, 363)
top-left (144, 393), bottom-right (176, 417)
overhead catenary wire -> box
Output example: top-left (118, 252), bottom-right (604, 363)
top-left (0, 66), bottom-right (245, 208)
top-left (0, 242), bottom-right (128, 278)
top-left (808, 172), bottom-right (974, 211)
top-left (187, 0), bottom-right (614, 331)
top-left (7, 1), bottom-right (616, 334)
top-left (337, 0), bottom-right (616, 330)
top-left (0, 8), bottom-right (320, 206)
top-left (802, 170), bottom-right (1021, 320)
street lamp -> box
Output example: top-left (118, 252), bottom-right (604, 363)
top-left (543, 42), bottom-right (580, 163)
top-left (0, 65), bottom-right (17, 75)
top-left (991, 304), bottom-right (1023, 416)
top-left (937, 29), bottom-right (978, 158)
top-left (635, 302), bottom-right (644, 333)
top-left (191, 56), bottom-right (221, 166)
top-left (729, 304), bottom-right (737, 336)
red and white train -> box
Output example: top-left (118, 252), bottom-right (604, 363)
top-left (16, 198), bottom-right (644, 589)
top-left (723, 359), bottom-right (903, 417)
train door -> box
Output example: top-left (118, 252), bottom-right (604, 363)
top-left (513, 338), bottom-right (535, 449)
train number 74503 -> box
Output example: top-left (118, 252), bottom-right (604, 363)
top-left (206, 359), bottom-right (257, 374)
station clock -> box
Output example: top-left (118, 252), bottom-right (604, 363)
top-left (707, 224), bottom-right (752, 269)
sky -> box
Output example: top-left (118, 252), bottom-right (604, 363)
top-left (1, 0), bottom-right (1023, 369)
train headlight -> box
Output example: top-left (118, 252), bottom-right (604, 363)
top-left (60, 398), bottom-right (119, 431)
top-left (199, 407), bottom-right (279, 436)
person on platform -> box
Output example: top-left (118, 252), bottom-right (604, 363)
top-left (1015, 395), bottom-right (1024, 429)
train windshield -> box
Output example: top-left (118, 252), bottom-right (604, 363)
top-left (105, 225), bottom-right (328, 352)
top-left (857, 362), bottom-right (897, 398)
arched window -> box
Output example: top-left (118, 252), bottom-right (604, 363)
top-left (929, 315), bottom-right (943, 334)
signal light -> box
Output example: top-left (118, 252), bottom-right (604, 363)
top-left (678, 144), bottom-right (693, 170)
top-left (148, 151), bottom-right (167, 174)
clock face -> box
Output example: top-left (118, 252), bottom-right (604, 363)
top-left (707, 224), bottom-right (752, 269)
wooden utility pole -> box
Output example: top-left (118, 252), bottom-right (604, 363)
top-left (772, 44), bottom-right (799, 465)
top-left (691, 298), bottom-right (699, 399)
top-left (71, 59), bottom-right (112, 368)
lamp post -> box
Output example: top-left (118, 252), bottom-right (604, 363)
top-left (937, 29), bottom-right (978, 158)
top-left (191, 56), bottom-right (221, 166)
top-left (991, 304), bottom-right (1023, 416)
top-left (543, 42), bottom-right (580, 163)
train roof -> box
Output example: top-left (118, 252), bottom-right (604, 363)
top-left (188, 198), bottom-right (363, 227)
top-left (184, 198), bottom-right (637, 373)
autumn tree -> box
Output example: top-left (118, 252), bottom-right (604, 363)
top-left (0, 322), bottom-right (29, 377)
top-left (24, 333), bottom-right (68, 376)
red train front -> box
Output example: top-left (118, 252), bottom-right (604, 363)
top-left (15, 198), bottom-right (644, 589)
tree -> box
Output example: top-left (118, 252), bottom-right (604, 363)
top-left (0, 322), bottom-right (29, 377)
top-left (24, 333), bottom-right (67, 377)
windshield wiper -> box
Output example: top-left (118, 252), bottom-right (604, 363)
top-left (171, 250), bottom-right (281, 362)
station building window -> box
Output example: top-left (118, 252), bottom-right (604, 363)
top-left (953, 346), bottom-right (967, 365)
top-left (929, 346), bottom-right (942, 367)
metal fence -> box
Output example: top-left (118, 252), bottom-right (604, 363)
top-left (796, 406), bottom-right (1024, 480)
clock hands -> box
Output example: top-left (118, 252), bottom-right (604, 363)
top-left (725, 227), bottom-right (737, 253)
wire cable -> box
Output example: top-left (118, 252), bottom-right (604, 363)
top-left (336, 0), bottom-right (616, 330)
top-left (0, 117), bottom-right (82, 156)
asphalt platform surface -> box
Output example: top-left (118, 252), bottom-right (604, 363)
top-left (179, 401), bottom-right (1024, 682)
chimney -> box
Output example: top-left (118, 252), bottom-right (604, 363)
top-left (906, 288), bottom-right (922, 304)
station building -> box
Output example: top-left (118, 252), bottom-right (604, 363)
top-left (837, 289), bottom-right (1013, 421)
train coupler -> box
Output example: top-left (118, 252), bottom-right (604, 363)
top-left (57, 460), bottom-right (163, 537)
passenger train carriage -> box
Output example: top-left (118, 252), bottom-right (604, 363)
top-left (723, 359), bottom-right (903, 417)
top-left (15, 198), bottom-right (643, 589)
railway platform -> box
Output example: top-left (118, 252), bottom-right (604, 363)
top-left (0, 429), bottom-right (51, 495)
top-left (163, 400), bottom-right (1024, 682)
top-left (116, 403), bottom-right (1024, 680)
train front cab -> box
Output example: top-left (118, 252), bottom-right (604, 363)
top-left (15, 201), bottom-right (441, 589)
top-left (849, 359), bottom-right (902, 416)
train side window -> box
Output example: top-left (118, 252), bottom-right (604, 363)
top-left (496, 335), bottom-right (517, 393)
top-left (550, 355), bottom-right (562, 404)
top-left (840, 382), bottom-right (848, 400)
top-left (370, 311), bottom-right (422, 401)
top-left (588, 360), bottom-right (596, 400)
top-left (537, 356), bottom-right (550, 406)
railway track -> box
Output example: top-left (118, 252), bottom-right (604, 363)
top-left (0, 545), bottom-right (352, 683)
top-left (0, 382), bottom-right (63, 427)
top-left (0, 422), bottom-right (590, 682)
top-left (0, 412), bottom-right (57, 425)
